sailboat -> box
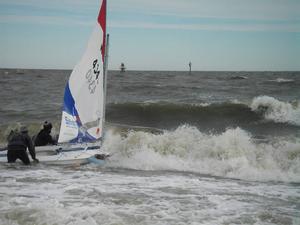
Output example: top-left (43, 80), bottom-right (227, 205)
top-left (0, 0), bottom-right (110, 166)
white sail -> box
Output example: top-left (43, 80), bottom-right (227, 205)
top-left (58, 0), bottom-right (107, 143)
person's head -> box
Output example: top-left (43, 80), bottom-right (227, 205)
top-left (20, 126), bottom-right (28, 134)
top-left (43, 121), bottom-right (52, 132)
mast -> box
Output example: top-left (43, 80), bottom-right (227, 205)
top-left (102, 33), bottom-right (109, 128)
top-left (101, 0), bottom-right (109, 135)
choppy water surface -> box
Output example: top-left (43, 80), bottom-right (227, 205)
top-left (0, 69), bottom-right (300, 225)
top-left (0, 166), bottom-right (299, 225)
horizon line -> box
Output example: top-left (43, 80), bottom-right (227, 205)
top-left (1, 67), bottom-right (299, 73)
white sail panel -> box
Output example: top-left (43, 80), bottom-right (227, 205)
top-left (58, 0), bottom-right (107, 143)
top-left (69, 26), bottom-right (104, 137)
top-left (58, 26), bottom-right (104, 143)
top-left (58, 111), bottom-right (79, 143)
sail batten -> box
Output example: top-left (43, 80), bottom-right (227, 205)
top-left (58, 0), bottom-right (107, 144)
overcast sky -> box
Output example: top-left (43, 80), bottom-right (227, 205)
top-left (0, 0), bottom-right (299, 71)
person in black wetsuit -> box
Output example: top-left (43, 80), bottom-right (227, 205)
top-left (34, 121), bottom-right (57, 146)
top-left (7, 126), bottom-right (38, 165)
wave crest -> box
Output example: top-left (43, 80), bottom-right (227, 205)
top-left (104, 125), bottom-right (300, 182)
top-left (251, 96), bottom-right (300, 126)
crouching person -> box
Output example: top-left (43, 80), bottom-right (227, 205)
top-left (7, 126), bottom-right (39, 165)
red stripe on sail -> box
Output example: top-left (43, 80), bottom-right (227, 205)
top-left (98, 0), bottom-right (106, 62)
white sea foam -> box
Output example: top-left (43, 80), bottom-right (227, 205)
top-left (269, 78), bottom-right (294, 83)
top-left (103, 126), bottom-right (300, 183)
top-left (194, 102), bottom-right (211, 107)
top-left (2, 166), bottom-right (298, 225)
top-left (230, 99), bottom-right (242, 104)
top-left (251, 96), bottom-right (300, 126)
top-left (1, 130), bottom-right (299, 225)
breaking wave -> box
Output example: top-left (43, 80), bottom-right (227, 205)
top-left (107, 97), bottom-right (300, 128)
top-left (104, 126), bottom-right (300, 183)
top-left (1, 96), bottom-right (299, 145)
top-left (251, 96), bottom-right (300, 126)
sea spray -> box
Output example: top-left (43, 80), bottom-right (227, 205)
top-left (104, 125), bottom-right (300, 182)
top-left (251, 96), bottom-right (300, 126)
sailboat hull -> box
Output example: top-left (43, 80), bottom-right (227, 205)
top-left (0, 144), bottom-right (109, 166)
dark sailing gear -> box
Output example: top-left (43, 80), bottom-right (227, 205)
top-left (34, 129), bottom-right (56, 146)
top-left (7, 149), bottom-right (30, 165)
top-left (20, 126), bottom-right (28, 133)
top-left (7, 129), bottom-right (36, 165)
top-left (43, 121), bottom-right (53, 130)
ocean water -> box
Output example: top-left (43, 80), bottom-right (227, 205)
top-left (0, 69), bottom-right (300, 225)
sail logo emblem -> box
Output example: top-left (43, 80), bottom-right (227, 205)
top-left (86, 59), bottom-right (101, 94)
top-left (64, 116), bottom-right (77, 128)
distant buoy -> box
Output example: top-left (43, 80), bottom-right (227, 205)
top-left (189, 62), bottom-right (192, 74)
top-left (120, 63), bottom-right (126, 72)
